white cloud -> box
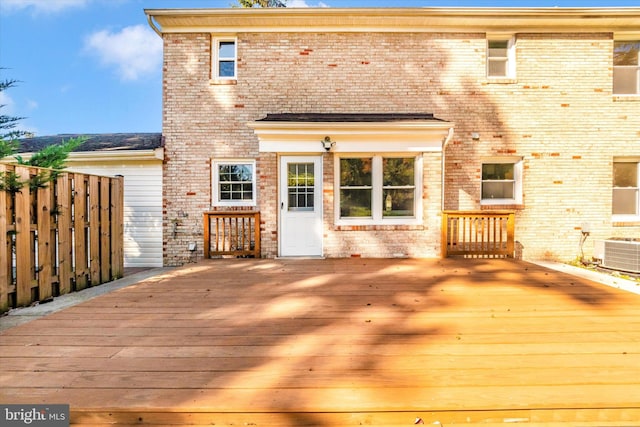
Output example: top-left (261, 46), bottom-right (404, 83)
top-left (84, 25), bottom-right (163, 82)
top-left (26, 99), bottom-right (39, 110)
top-left (0, 91), bottom-right (17, 114)
top-left (1, 0), bottom-right (89, 14)
top-left (287, 0), bottom-right (329, 7)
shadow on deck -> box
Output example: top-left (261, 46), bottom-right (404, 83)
top-left (1, 258), bottom-right (640, 426)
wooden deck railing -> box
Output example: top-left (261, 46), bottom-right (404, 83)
top-left (442, 210), bottom-right (515, 258)
top-left (203, 211), bottom-right (261, 258)
top-left (0, 165), bottom-right (124, 313)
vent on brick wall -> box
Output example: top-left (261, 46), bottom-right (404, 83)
top-left (600, 239), bottom-right (640, 274)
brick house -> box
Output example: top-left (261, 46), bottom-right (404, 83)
top-left (145, 7), bottom-right (640, 266)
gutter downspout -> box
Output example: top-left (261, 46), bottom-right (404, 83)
top-left (441, 127), bottom-right (454, 211)
top-left (147, 13), bottom-right (162, 37)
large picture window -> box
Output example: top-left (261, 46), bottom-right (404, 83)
top-left (212, 160), bottom-right (256, 206)
top-left (613, 40), bottom-right (640, 95)
top-left (613, 161), bottom-right (639, 217)
top-left (338, 155), bottom-right (420, 224)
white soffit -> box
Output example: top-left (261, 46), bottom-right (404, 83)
top-left (248, 121), bottom-right (454, 153)
top-left (146, 7), bottom-right (640, 34)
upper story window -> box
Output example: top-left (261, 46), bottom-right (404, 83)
top-left (487, 35), bottom-right (515, 79)
top-left (213, 37), bottom-right (237, 80)
top-left (613, 40), bottom-right (640, 95)
top-left (337, 155), bottom-right (422, 225)
top-left (211, 159), bottom-right (256, 206)
top-left (481, 158), bottom-right (523, 206)
top-left (613, 160), bottom-right (639, 218)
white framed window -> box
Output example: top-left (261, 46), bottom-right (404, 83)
top-left (613, 40), bottom-right (640, 95)
top-left (480, 158), bottom-right (523, 205)
top-left (336, 155), bottom-right (423, 225)
top-left (613, 159), bottom-right (639, 219)
top-left (211, 159), bottom-right (256, 206)
top-left (487, 35), bottom-right (515, 79)
top-left (213, 37), bottom-right (237, 80)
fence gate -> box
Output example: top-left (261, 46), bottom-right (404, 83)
top-left (442, 210), bottom-right (515, 258)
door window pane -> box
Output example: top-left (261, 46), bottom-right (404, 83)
top-left (288, 163), bottom-right (314, 211)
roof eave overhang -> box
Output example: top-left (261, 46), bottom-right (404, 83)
top-left (248, 120), bottom-right (455, 153)
top-left (3, 149), bottom-right (164, 164)
top-left (145, 7), bottom-right (640, 34)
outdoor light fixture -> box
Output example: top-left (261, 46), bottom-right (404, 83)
top-left (321, 136), bottom-right (335, 151)
top-left (471, 132), bottom-right (480, 140)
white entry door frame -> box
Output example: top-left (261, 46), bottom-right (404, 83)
top-left (279, 155), bottom-right (323, 257)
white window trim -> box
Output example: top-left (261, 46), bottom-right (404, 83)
top-left (480, 157), bottom-right (523, 206)
top-left (486, 34), bottom-right (516, 80)
top-left (612, 158), bottom-right (640, 221)
top-left (211, 159), bottom-right (256, 207)
top-left (212, 36), bottom-right (237, 81)
top-left (334, 154), bottom-right (423, 226)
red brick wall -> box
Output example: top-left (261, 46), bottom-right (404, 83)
top-left (162, 31), bottom-right (640, 265)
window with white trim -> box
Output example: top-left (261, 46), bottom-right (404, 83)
top-left (487, 35), bottom-right (515, 79)
top-left (213, 37), bottom-right (237, 80)
top-left (337, 155), bottom-right (422, 224)
top-left (211, 160), bottom-right (256, 206)
top-left (613, 160), bottom-right (639, 217)
top-left (613, 40), bottom-right (640, 95)
top-left (480, 159), bottom-right (523, 205)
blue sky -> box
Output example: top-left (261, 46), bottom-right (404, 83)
top-left (1, 0), bottom-right (638, 137)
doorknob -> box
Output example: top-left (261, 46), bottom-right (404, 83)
top-left (281, 202), bottom-right (284, 209)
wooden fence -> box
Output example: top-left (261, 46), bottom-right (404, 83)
top-left (442, 210), bottom-right (515, 258)
top-left (0, 164), bottom-right (124, 313)
top-left (204, 211), bottom-right (261, 258)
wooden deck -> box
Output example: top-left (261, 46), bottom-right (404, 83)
top-left (1, 258), bottom-right (640, 426)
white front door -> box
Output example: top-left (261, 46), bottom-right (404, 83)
top-left (279, 156), bottom-right (323, 257)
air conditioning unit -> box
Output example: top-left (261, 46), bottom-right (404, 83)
top-left (600, 238), bottom-right (640, 274)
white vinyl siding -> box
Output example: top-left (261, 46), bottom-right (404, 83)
top-left (66, 161), bottom-right (163, 268)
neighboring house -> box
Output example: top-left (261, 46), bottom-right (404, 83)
top-left (16, 133), bottom-right (164, 268)
top-left (145, 7), bottom-right (640, 266)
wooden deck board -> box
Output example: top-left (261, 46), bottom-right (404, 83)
top-left (1, 258), bottom-right (640, 425)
